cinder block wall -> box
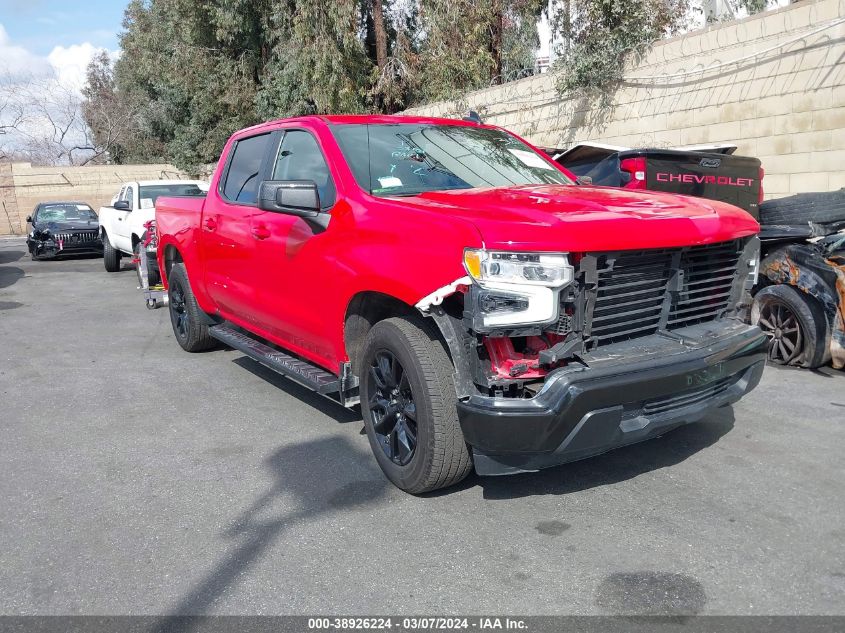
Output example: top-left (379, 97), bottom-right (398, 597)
top-left (405, 0), bottom-right (845, 200)
top-left (0, 162), bottom-right (192, 236)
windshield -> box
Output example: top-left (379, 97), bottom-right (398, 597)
top-left (36, 204), bottom-right (97, 223)
top-left (331, 123), bottom-right (572, 196)
top-left (138, 184), bottom-right (205, 209)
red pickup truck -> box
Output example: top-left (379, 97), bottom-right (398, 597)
top-left (155, 115), bottom-right (766, 493)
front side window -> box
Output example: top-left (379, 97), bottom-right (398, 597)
top-left (331, 123), bottom-right (572, 197)
top-left (273, 130), bottom-right (336, 208)
top-left (222, 133), bottom-right (272, 204)
top-left (124, 186), bottom-right (134, 208)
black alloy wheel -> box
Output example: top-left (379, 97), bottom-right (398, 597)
top-left (169, 276), bottom-right (190, 342)
top-left (367, 349), bottom-right (418, 466)
top-left (757, 299), bottom-right (802, 364)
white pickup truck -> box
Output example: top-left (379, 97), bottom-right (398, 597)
top-left (99, 180), bottom-right (208, 283)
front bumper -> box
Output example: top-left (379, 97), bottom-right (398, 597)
top-left (458, 321), bottom-right (767, 475)
top-left (28, 238), bottom-right (103, 258)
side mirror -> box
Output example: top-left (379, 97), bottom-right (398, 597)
top-left (114, 200), bottom-right (131, 211)
top-left (258, 180), bottom-right (321, 216)
top-left (26, 216), bottom-right (32, 223)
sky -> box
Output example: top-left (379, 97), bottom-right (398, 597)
top-left (0, 0), bottom-right (126, 90)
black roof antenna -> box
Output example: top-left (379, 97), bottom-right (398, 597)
top-left (463, 110), bottom-right (483, 124)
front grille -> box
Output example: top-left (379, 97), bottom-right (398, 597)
top-left (667, 241), bottom-right (743, 329)
top-left (53, 231), bottom-right (99, 244)
top-left (589, 248), bottom-right (674, 344)
top-left (581, 239), bottom-right (743, 348)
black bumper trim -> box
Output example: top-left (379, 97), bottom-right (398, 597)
top-left (457, 323), bottom-right (767, 475)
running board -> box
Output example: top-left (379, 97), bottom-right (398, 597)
top-left (209, 324), bottom-right (342, 395)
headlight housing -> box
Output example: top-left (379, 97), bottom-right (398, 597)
top-left (463, 249), bottom-right (574, 330)
top-left (464, 250), bottom-right (574, 287)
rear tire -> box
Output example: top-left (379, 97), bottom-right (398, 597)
top-left (751, 284), bottom-right (830, 368)
top-left (103, 234), bottom-right (121, 272)
top-left (167, 263), bottom-right (216, 352)
top-left (359, 316), bottom-right (472, 494)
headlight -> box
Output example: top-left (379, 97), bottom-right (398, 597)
top-left (463, 249), bottom-right (574, 330)
top-left (464, 250), bottom-right (573, 287)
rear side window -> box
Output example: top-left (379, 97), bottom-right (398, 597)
top-left (222, 133), bottom-right (272, 204)
top-left (272, 130), bottom-right (336, 208)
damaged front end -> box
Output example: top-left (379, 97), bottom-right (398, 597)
top-left (761, 234), bottom-right (845, 369)
top-left (417, 238), bottom-right (767, 474)
top-left (27, 227), bottom-right (102, 259)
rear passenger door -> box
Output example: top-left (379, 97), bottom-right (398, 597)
top-left (202, 131), bottom-right (276, 320)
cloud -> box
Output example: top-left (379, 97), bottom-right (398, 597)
top-left (0, 22), bottom-right (117, 92)
top-left (48, 42), bottom-right (102, 91)
top-left (0, 22), bottom-right (52, 78)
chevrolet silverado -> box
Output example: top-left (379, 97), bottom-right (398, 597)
top-left (154, 115), bottom-right (766, 493)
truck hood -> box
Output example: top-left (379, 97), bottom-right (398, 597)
top-left (407, 185), bottom-right (759, 251)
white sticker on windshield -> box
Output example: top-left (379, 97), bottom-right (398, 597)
top-left (378, 177), bottom-right (403, 188)
top-left (76, 204), bottom-right (91, 211)
top-left (508, 149), bottom-right (554, 170)
top-left (140, 198), bottom-right (154, 209)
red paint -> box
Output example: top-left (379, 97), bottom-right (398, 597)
top-left (156, 115), bottom-right (759, 376)
top-left (484, 335), bottom-right (565, 379)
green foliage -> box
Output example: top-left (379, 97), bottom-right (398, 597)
top-left (552, 0), bottom-right (691, 104)
top-left (98, 0), bottom-right (712, 168)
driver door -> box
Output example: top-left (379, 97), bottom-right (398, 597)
top-left (112, 185), bottom-right (134, 252)
top-left (250, 128), bottom-right (339, 364)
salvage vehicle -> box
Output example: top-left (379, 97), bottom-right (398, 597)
top-left (26, 202), bottom-right (102, 260)
top-left (750, 189), bottom-right (845, 369)
top-left (154, 115), bottom-right (766, 493)
top-left (546, 142), bottom-right (763, 216)
top-left (99, 179), bottom-right (207, 284)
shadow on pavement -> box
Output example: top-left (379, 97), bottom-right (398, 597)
top-left (155, 436), bottom-right (390, 626)
top-left (0, 250), bottom-right (25, 289)
top-left (472, 406), bottom-right (736, 500)
top-left (0, 249), bottom-right (25, 265)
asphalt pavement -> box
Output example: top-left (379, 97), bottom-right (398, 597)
top-left (0, 236), bottom-right (843, 616)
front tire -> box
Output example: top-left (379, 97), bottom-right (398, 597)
top-left (167, 263), bottom-right (215, 352)
top-left (103, 234), bottom-right (121, 272)
top-left (359, 316), bottom-right (472, 494)
top-left (751, 284), bottom-right (830, 368)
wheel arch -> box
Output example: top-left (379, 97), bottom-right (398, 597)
top-left (343, 291), bottom-right (418, 373)
top-left (162, 244), bottom-right (184, 285)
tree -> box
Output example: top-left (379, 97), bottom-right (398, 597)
top-left (1, 68), bottom-right (109, 166)
top-left (81, 51), bottom-right (140, 164)
top-left (551, 0), bottom-right (692, 103)
top-left (255, 0), bottom-right (372, 119)
top-left (415, 0), bottom-right (544, 102)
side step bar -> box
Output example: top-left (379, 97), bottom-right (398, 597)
top-left (209, 324), bottom-right (354, 401)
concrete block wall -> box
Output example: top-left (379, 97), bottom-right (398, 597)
top-left (405, 0), bottom-right (845, 200)
top-left (0, 162), bottom-right (193, 235)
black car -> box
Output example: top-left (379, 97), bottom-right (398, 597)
top-left (26, 202), bottom-right (103, 260)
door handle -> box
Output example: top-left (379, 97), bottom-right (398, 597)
top-left (204, 217), bottom-right (217, 231)
top-left (251, 225), bottom-right (271, 240)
